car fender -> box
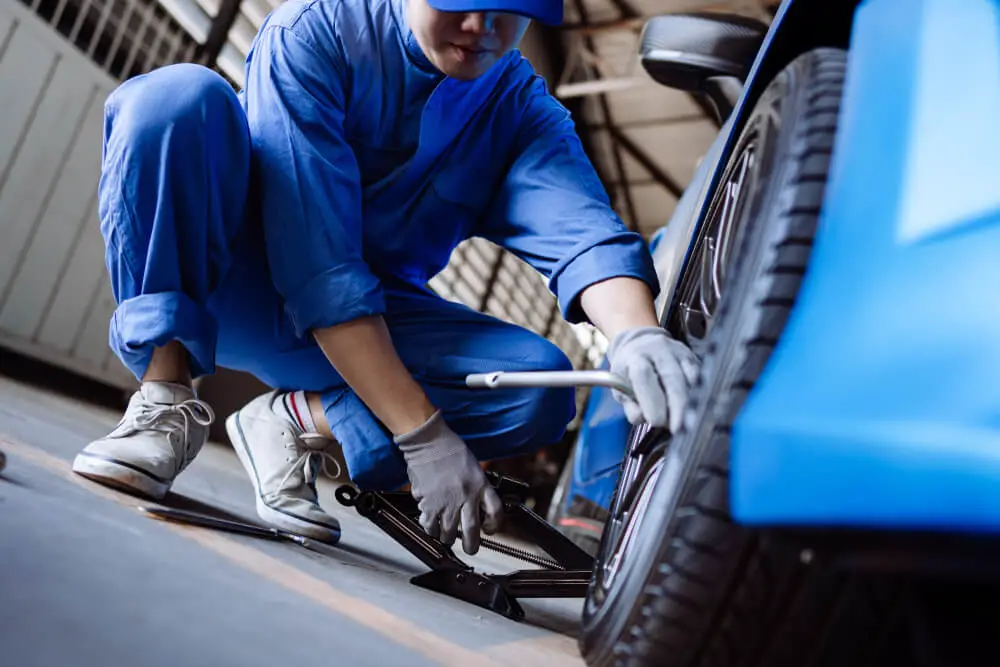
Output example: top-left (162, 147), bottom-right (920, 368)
top-left (730, 0), bottom-right (1000, 533)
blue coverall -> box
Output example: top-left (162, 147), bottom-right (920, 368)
top-left (98, 0), bottom-right (659, 490)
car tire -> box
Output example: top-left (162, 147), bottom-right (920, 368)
top-left (579, 47), bottom-right (878, 667)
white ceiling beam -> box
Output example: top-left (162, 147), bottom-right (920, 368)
top-left (556, 77), bottom-right (645, 98)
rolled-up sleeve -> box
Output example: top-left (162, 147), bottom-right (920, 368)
top-left (244, 25), bottom-right (384, 338)
top-left (477, 75), bottom-right (659, 324)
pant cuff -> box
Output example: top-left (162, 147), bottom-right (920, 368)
top-left (110, 292), bottom-right (218, 381)
top-left (321, 387), bottom-right (407, 491)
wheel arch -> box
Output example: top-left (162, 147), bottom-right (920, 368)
top-left (706, 0), bottom-right (861, 203)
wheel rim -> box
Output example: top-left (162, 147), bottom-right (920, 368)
top-left (674, 132), bottom-right (758, 348)
top-left (588, 128), bottom-right (761, 612)
top-left (601, 455), bottom-right (663, 591)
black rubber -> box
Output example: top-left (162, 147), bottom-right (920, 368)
top-left (579, 48), bottom-right (869, 667)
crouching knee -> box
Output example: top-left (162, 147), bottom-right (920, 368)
top-left (509, 338), bottom-right (577, 449)
top-left (103, 63), bottom-right (245, 155)
top-left (520, 384), bottom-right (577, 448)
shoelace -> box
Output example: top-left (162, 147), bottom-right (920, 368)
top-left (276, 431), bottom-right (343, 495)
top-left (134, 399), bottom-right (216, 473)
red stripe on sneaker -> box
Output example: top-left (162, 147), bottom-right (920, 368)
top-left (289, 392), bottom-right (306, 432)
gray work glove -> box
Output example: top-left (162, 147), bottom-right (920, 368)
top-left (606, 326), bottom-right (701, 433)
top-left (395, 410), bottom-right (504, 555)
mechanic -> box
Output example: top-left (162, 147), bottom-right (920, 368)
top-left (71, 0), bottom-right (700, 555)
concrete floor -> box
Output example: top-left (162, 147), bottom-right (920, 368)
top-left (0, 373), bottom-right (586, 667)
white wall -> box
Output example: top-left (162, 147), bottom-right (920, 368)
top-left (0, 0), bottom-right (135, 389)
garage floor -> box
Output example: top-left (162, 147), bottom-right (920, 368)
top-left (0, 372), bottom-right (586, 667)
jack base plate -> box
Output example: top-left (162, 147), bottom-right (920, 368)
top-left (336, 472), bottom-right (596, 621)
top-left (411, 568), bottom-right (526, 621)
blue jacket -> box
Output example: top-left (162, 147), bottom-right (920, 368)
top-left (240, 0), bottom-right (659, 338)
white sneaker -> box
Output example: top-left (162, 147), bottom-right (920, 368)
top-left (226, 391), bottom-right (342, 544)
top-left (72, 382), bottom-right (214, 499)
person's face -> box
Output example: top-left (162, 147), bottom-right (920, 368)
top-left (408, 0), bottom-right (531, 80)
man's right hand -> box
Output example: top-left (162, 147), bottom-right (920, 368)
top-left (394, 410), bottom-right (504, 555)
top-left (313, 316), bottom-right (502, 553)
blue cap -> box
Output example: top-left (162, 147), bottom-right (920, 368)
top-left (425, 0), bottom-right (563, 26)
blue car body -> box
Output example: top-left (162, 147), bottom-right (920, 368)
top-left (559, 357), bottom-right (631, 516)
top-left (557, 0), bottom-right (1000, 537)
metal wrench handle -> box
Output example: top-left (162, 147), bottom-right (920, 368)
top-left (465, 370), bottom-right (635, 400)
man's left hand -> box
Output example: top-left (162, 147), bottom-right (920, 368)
top-left (606, 326), bottom-right (701, 433)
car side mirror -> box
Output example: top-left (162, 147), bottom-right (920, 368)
top-left (639, 12), bottom-right (769, 122)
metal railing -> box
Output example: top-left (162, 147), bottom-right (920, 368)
top-left (21, 0), bottom-right (200, 80)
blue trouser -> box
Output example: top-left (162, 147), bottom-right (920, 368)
top-left (98, 64), bottom-right (576, 490)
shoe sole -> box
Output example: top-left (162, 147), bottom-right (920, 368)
top-left (226, 411), bottom-right (342, 545)
top-left (71, 451), bottom-right (170, 500)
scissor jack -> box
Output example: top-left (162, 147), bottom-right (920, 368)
top-left (335, 470), bottom-right (595, 621)
top-left (332, 369), bottom-right (631, 620)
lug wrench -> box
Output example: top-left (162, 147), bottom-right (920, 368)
top-left (465, 369), bottom-right (635, 400)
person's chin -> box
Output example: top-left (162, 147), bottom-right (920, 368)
top-left (439, 50), bottom-right (494, 80)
